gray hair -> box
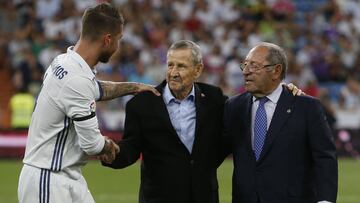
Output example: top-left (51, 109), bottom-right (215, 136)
top-left (258, 42), bottom-right (287, 79)
top-left (168, 40), bottom-right (203, 65)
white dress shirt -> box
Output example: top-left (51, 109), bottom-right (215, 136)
top-left (163, 84), bottom-right (196, 153)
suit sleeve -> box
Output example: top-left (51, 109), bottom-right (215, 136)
top-left (308, 99), bottom-right (338, 202)
top-left (218, 98), bottom-right (233, 166)
top-left (102, 99), bottom-right (142, 169)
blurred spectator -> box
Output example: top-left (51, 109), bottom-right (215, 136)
top-left (336, 129), bottom-right (360, 158)
top-left (127, 60), bottom-right (155, 85)
top-left (8, 28), bottom-right (31, 68)
top-left (184, 9), bottom-right (202, 33)
top-left (203, 45), bottom-right (225, 84)
top-left (0, 2), bottom-right (19, 40)
top-left (338, 75), bottom-right (360, 111)
top-left (271, 0), bottom-right (296, 21)
top-left (38, 42), bottom-right (62, 69)
top-left (15, 49), bottom-right (44, 95)
top-left (318, 89), bottom-right (337, 131)
top-left (285, 53), bottom-right (319, 96)
top-left (195, 0), bottom-right (216, 29)
top-left (31, 32), bottom-right (51, 59)
top-left (333, 75), bottom-right (360, 147)
top-left (9, 76), bottom-right (35, 129)
top-left (172, 0), bottom-right (193, 21)
top-left (0, 44), bottom-right (11, 70)
top-left (35, 0), bottom-right (61, 20)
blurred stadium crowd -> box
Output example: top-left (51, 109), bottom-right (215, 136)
top-left (0, 0), bottom-right (359, 157)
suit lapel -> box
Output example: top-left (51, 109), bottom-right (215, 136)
top-left (242, 94), bottom-right (255, 159)
top-left (258, 88), bottom-right (295, 162)
top-left (191, 84), bottom-right (205, 156)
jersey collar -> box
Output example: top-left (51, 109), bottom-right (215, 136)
top-left (67, 46), bottom-right (96, 79)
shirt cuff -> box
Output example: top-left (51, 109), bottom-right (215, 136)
top-left (318, 201), bottom-right (332, 203)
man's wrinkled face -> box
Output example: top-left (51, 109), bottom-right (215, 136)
top-left (242, 46), bottom-right (276, 96)
top-left (166, 48), bottom-right (202, 98)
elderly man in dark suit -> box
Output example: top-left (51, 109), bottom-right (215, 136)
top-left (223, 42), bottom-right (338, 203)
top-left (102, 40), bottom-right (227, 203)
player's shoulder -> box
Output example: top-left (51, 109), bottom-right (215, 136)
top-left (53, 53), bottom-right (78, 69)
top-left (58, 74), bottom-right (96, 99)
top-left (52, 53), bottom-right (95, 81)
top-left (46, 54), bottom-right (78, 80)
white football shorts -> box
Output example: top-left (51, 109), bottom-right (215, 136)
top-left (18, 164), bottom-right (95, 203)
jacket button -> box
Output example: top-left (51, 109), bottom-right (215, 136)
top-left (190, 160), bottom-right (195, 165)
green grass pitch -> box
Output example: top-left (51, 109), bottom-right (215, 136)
top-left (2, 158), bottom-right (359, 202)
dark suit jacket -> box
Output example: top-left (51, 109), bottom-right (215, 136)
top-left (223, 87), bottom-right (338, 203)
top-left (103, 81), bottom-right (227, 203)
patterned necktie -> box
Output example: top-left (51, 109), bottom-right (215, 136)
top-left (254, 97), bottom-right (268, 161)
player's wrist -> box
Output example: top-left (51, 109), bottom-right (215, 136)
top-left (101, 138), bottom-right (111, 154)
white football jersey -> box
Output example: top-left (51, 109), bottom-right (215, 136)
top-left (23, 46), bottom-right (105, 179)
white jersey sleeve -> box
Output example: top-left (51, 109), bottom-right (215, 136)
top-left (58, 76), bottom-right (105, 155)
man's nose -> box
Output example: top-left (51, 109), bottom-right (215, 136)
top-left (169, 68), bottom-right (179, 76)
top-left (242, 67), bottom-right (251, 75)
top-left (171, 74), bottom-right (179, 78)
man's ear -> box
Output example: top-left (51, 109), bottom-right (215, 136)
top-left (194, 63), bottom-right (204, 79)
top-left (272, 64), bottom-right (282, 81)
top-left (103, 34), bottom-right (111, 46)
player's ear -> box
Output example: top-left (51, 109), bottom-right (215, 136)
top-left (103, 34), bottom-right (111, 46)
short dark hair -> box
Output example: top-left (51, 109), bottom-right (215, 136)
top-left (81, 3), bottom-right (124, 41)
top-left (168, 40), bottom-right (203, 65)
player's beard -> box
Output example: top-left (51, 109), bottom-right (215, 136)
top-left (98, 50), bottom-right (113, 63)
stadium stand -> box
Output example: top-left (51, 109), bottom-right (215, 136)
top-left (0, 0), bottom-right (359, 158)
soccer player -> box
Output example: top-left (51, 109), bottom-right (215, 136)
top-left (18, 3), bottom-right (159, 203)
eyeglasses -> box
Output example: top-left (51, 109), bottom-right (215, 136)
top-left (239, 61), bottom-right (277, 72)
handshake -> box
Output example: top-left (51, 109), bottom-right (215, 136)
top-left (99, 136), bottom-right (119, 164)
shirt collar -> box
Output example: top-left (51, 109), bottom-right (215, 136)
top-left (67, 46), bottom-right (96, 78)
top-left (252, 83), bottom-right (283, 104)
top-left (163, 83), bottom-right (195, 104)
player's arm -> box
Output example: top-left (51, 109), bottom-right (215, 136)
top-left (97, 81), bottom-right (160, 101)
top-left (60, 77), bottom-right (117, 159)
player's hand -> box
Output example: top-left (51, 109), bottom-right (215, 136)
top-left (135, 83), bottom-right (160, 96)
top-left (100, 137), bottom-right (120, 164)
top-left (99, 153), bottom-right (117, 164)
top-left (284, 83), bottom-right (304, 96)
